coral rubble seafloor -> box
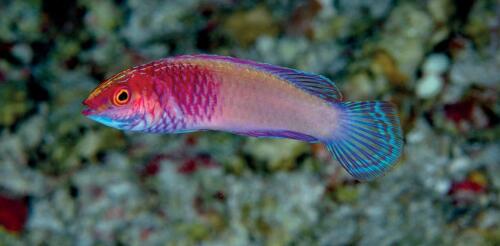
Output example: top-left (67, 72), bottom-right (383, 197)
top-left (0, 0), bottom-right (498, 245)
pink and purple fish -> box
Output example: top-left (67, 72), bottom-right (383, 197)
top-left (82, 55), bottom-right (403, 180)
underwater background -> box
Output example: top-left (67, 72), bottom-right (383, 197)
top-left (0, 0), bottom-right (499, 245)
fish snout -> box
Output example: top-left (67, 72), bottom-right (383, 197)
top-left (82, 107), bottom-right (95, 116)
top-left (82, 98), bottom-right (97, 116)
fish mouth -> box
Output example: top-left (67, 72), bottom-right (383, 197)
top-left (82, 107), bottom-right (95, 116)
top-left (88, 115), bottom-right (126, 128)
top-left (82, 99), bottom-right (130, 129)
top-left (82, 99), bottom-right (95, 116)
top-left (84, 113), bottom-right (130, 129)
top-left (82, 105), bottom-right (129, 129)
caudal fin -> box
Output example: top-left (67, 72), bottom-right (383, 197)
top-left (325, 101), bottom-right (403, 180)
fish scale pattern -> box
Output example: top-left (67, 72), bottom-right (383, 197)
top-left (179, 54), bottom-right (343, 102)
top-left (142, 60), bottom-right (220, 133)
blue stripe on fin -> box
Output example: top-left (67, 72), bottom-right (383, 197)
top-left (324, 101), bottom-right (404, 180)
top-left (180, 54), bottom-right (343, 102)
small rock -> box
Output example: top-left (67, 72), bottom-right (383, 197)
top-left (372, 50), bottom-right (408, 86)
top-left (448, 157), bottom-right (471, 175)
top-left (422, 53), bottom-right (449, 75)
top-left (416, 74), bottom-right (443, 98)
top-left (223, 6), bottom-right (279, 47)
top-left (11, 43), bottom-right (33, 64)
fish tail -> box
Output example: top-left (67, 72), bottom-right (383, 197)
top-left (324, 101), bottom-right (403, 180)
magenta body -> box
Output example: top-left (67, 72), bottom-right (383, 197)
top-left (82, 54), bottom-right (404, 180)
top-left (138, 55), bottom-right (339, 141)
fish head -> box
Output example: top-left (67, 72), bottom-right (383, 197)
top-left (82, 68), bottom-right (151, 131)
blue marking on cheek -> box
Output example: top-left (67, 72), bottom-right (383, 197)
top-left (87, 115), bottom-right (127, 129)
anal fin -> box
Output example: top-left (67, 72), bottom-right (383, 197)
top-left (235, 130), bottom-right (318, 142)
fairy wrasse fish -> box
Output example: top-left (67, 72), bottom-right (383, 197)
top-left (82, 55), bottom-right (403, 180)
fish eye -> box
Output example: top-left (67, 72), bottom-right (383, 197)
top-left (113, 88), bottom-right (130, 105)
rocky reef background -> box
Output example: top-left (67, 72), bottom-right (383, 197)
top-left (0, 0), bottom-right (499, 245)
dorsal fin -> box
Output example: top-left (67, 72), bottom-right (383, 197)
top-left (179, 54), bottom-right (343, 102)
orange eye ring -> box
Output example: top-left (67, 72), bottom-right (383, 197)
top-left (113, 88), bottom-right (130, 106)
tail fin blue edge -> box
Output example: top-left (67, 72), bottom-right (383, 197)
top-left (325, 101), bottom-right (404, 180)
